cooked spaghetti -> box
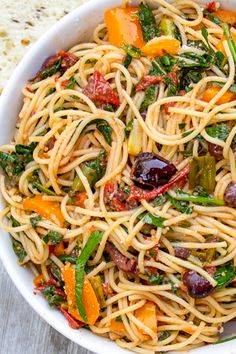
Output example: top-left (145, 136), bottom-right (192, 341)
top-left (1, 0), bottom-right (236, 352)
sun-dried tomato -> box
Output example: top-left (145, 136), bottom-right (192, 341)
top-left (83, 71), bottom-right (120, 106)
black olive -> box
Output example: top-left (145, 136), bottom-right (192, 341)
top-left (224, 182), bottom-right (236, 207)
top-left (174, 247), bottom-right (191, 260)
top-left (183, 270), bottom-right (215, 298)
top-left (208, 142), bottom-right (223, 161)
top-left (131, 152), bottom-right (177, 188)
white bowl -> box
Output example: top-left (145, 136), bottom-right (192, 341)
top-left (1, 0), bottom-right (236, 353)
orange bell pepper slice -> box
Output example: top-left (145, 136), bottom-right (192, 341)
top-left (135, 301), bottom-right (157, 335)
top-left (23, 195), bottom-right (65, 227)
top-left (105, 7), bottom-right (145, 48)
top-left (109, 301), bottom-right (157, 336)
top-left (212, 9), bottom-right (236, 25)
top-left (33, 274), bottom-right (45, 286)
top-left (110, 318), bottom-right (126, 332)
top-left (61, 265), bottom-right (100, 325)
top-left (54, 241), bottom-right (65, 257)
top-left (202, 85), bottom-right (236, 105)
top-left (141, 37), bottom-right (180, 57)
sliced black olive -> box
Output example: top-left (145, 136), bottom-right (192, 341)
top-left (224, 182), bottom-right (236, 207)
top-left (183, 270), bottom-right (215, 298)
top-left (208, 142), bottom-right (223, 161)
top-left (131, 152), bottom-right (177, 188)
top-left (174, 247), bottom-right (191, 260)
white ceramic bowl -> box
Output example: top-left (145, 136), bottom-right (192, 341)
top-left (1, 1), bottom-right (236, 353)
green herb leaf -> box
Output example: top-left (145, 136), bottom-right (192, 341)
top-left (125, 119), bottom-right (133, 138)
top-left (66, 77), bottom-right (77, 89)
top-left (176, 190), bottom-right (225, 206)
top-left (12, 237), bottom-right (27, 263)
top-left (138, 213), bottom-right (166, 228)
top-left (150, 54), bottom-right (177, 76)
top-left (140, 85), bottom-right (157, 112)
top-left (166, 194), bottom-right (193, 214)
top-left (115, 316), bottom-right (122, 322)
top-left (72, 149), bottom-right (107, 192)
top-left (32, 182), bottom-right (56, 196)
top-left (178, 123), bottom-right (186, 129)
top-left (138, 3), bottom-right (159, 42)
top-left (30, 215), bottom-right (42, 228)
top-left (148, 274), bottom-right (164, 284)
top-left (95, 120), bottom-right (113, 146)
top-left (59, 255), bottom-right (77, 264)
top-left (102, 103), bottom-right (115, 112)
top-left (0, 142), bottom-right (36, 181)
top-left (152, 194), bottom-right (166, 206)
top-left (159, 331), bottom-right (171, 341)
top-left (75, 231), bottom-right (103, 323)
top-left (214, 263), bottom-right (236, 289)
top-left (84, 119), bottom-right (113, 146)
top-left (43, 231), bottom-right (63, 245)
top-left (50, 262), bottom-right (62, 282)
top-left (203, 10), bottom-right (222, 25)
top-left (206, 123), bottom-right (231, 141)
top-left (41, 59), bottom-right (61, 80)
top-left (124, 54), bottom-right (132, 68)
top-left (121, 44), bottom-right (141, 58)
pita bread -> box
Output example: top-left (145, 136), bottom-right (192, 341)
top-left (0, 0), bottom-right (87, 93)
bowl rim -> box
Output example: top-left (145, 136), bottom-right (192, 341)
top-left (1, 0), bottom-right (236, 353)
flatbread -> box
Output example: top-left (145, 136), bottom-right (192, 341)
top-left (0, 0), bottom-right (87, 93)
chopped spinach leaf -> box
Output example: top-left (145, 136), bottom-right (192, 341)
top-left (166, 194), bottom-right (193, 214)
top-left (41, 60), bottom-right (61, 80)
top-left (30, 215), bottom-right (42, 228)
top-left (214, 263), bottom-right (236, 289)
top-left (59, 255), bottom-right (77, 264)
top-left (203, 10), bottom-right (222, 25)
top-left (115, 316), bottom-right (123, 322)
top-left (138, 213), bottom-right (166, 228)
top-left (206, 123), bottom-right (231, 142)
top-left (12, 237), bottom-right (27, 263)
top-left (148, 274), bottom-right (164, 284)
top-left (140, 85), bottom-right (156, 112)
top-left (121, 44), bottom-right (141, 58)
top-left (50, 262), bottom-right (62, 282)
top-left (159, 331), bottom-right (171, 341)
top-left (179, 123), bottom-right (186, 129)
top-left (43, 231), bottom-right (63, 245)
top-left (72, 149), bottom-right (107, 192)
top-left (125, 119), bottom-right (133, 138)
top-left (66, 77), bottom-right (77, 89)
top-left (138, 3), bottom-right (159, 42)
top-left (152, 194), bottom-right (166, 206)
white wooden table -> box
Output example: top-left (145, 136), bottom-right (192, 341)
top-left (0, 262), bottom-right (93, 354)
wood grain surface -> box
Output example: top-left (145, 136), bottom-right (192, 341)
top-left (0, 262), bottom-right (93, 354)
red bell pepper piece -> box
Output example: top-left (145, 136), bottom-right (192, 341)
top-left (83, 71), bottom-right (120, 106)
top-left (60, 307), bottom-right (84, 329)
top-left (128, 164), bottom-right (190, 201)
